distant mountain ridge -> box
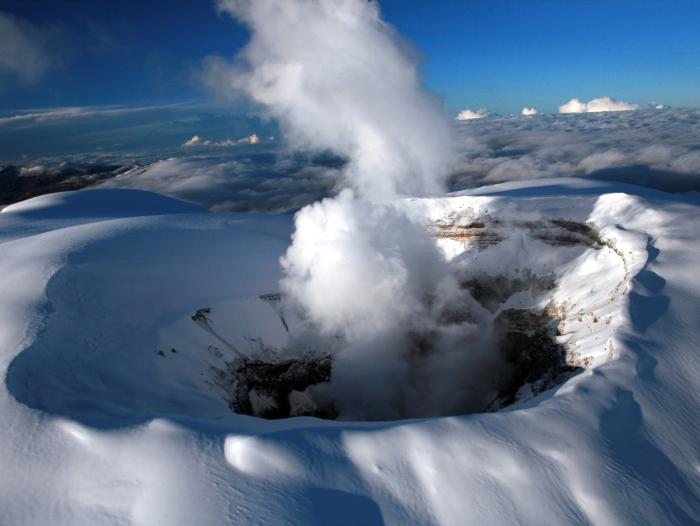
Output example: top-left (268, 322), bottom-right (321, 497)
top-left (0, 162), bottom-right (134, 206)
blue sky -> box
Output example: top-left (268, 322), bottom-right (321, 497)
top-left (0, 0), bottom-right (698, 115)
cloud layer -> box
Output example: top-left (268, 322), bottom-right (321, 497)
top-left (451, 108), bottom-right (700, 195)
top-left (7, 107), bottom-right (700, 215)
top-left (101, 153), bottom-right (342, 213)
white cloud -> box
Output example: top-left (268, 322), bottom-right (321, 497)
top-left (635, 144), bottom-right (674, 166)
top-left (577, 150), bottom-right (626, 173)
top-left (455, 108), bottom-right (489, 121)
top-left (521, 107), bottom-right (538, 116)
top-left (650, 101), bottom-right (669, 110)
top-left (182, 135), bottom-right (203, 147)
top-left (101, 155), bottom-right (341, 213)
top-left (0, 103), bottom-right (189, 127)
top-left (0, 12), bottom-right (55, 86)
top-left (0, 107), bottom-right (85, 126)
top-left (558, 98), bottom-right (587, 114)
top-left (18, 164), bottom-right (46, 176)
top-left (181, 133), bottom-right (262, 148)
top-left (558, 97), bottom-right (639, 114)
top-left (670, 151), bottom-right (700, 175)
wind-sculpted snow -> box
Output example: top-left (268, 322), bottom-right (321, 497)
top-left (1, 181), bottom-right (699, 524)
top-left (2, 187), bottom-right (204, 219)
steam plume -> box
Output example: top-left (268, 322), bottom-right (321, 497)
top-left (215, 0), bottom-right (453, 201)
top-left (216, 0), bottom-right (499, 419)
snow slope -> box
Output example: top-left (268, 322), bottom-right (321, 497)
top-left (0, 181), bottom-right (698, 525)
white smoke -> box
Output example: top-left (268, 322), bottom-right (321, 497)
top-left (216, 0), bottom-right (500, 419)
top-left (215, 0), bottom-right (453, 201)
top-left (280, 190), bottom-right (447, 337)
top-left (278, 190), bottom-right (501, 419)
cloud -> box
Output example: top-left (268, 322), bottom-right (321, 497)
top-left (650, 101), bottom-right (669, 110)
top-left (577, 150), bottom-right (626, 173)
top-left (0, 12), bottom-right (55, 86)
top-left (0, 103), bottom-right (192, 128)
top-left (455, 108), bottom-right (489, 121)
top-left (182, 135), bottom-right (203, 147)
top-left (239, 133), bottom-right (260, 145)
top-left (0, 107), bottom-right (86, 126)
top-left (558, 97), bottom-right (639, 113)
top-left (181, 133), bottom-right (262, 148)
top-left (449, 108), bottom-right (700, 195)
top-left (100, 154), bottom-right (343, 213)
top-left (93, 108), bottom-right (700, 204)
top-left (0, 102), bottom-right (276, 161)
top-left (11, 107), bottom-right (700, 210)
top-left (521, 107), bottom-right (538, 116)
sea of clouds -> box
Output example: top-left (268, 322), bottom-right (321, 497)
top-left (103, 153), bottom-right (343, 213)
top-left (5, 105), bottom-right (698, 214)
top-left (102, 107), bottom-right (700, 211)
top-left (450, 108), bottom-right (700, 195)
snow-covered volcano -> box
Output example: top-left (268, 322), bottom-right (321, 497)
top-left (0, 179), bottom-right (698, 524)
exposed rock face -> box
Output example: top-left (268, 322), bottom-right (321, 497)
top-left (200, 218), bottom-right (606, 420)
top-left (209, 277), bottom-right (579, 420)
top-left (0, 163), bottom-right (130, 206)
top-left (222, 353), bottom-right (335, 419)
top-left (430, 218), bottom-right (603, 251)
top-left (489, 308), bottom-right (576, 409)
